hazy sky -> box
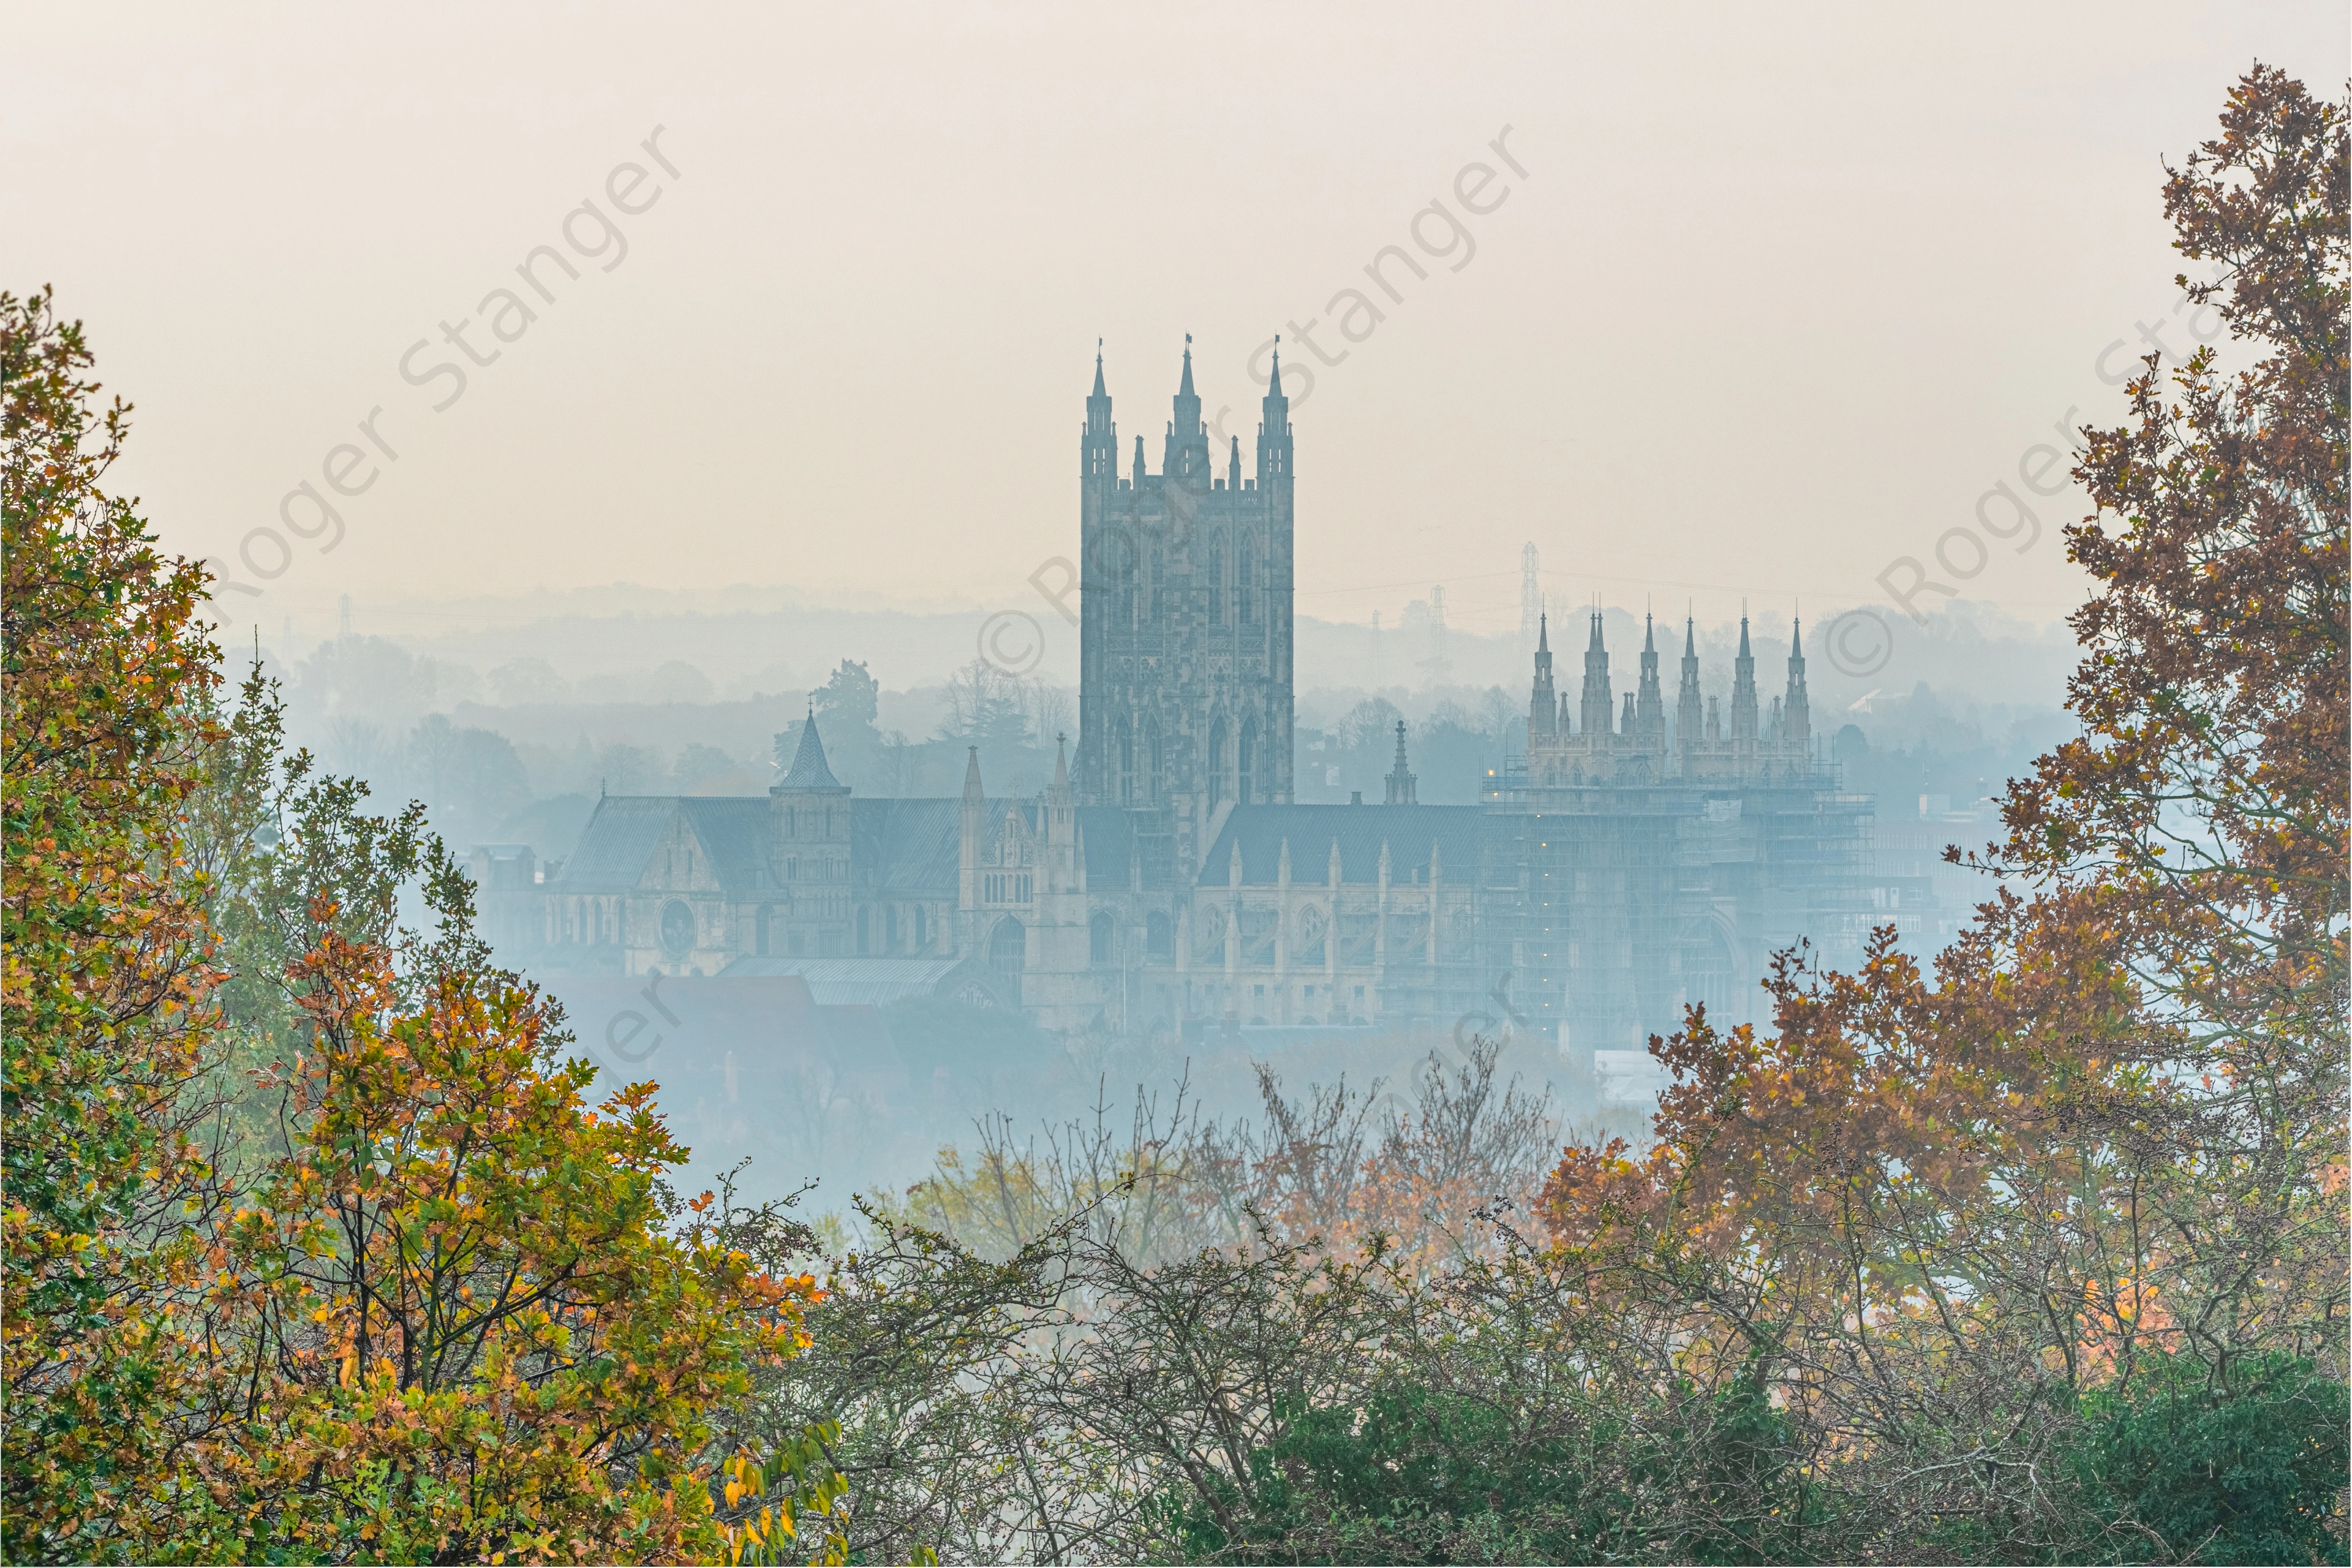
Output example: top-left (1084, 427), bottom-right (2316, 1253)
top-left (10, 2), bottom-right (2343, 651)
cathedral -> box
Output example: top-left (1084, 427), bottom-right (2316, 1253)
top-left (513, 344), bottom-right (1912, 1055)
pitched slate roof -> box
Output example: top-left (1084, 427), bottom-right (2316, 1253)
top-left (678, 798), bottom-right (771, 894)
top-left (551, 796), bottom-right (680, 892)
top-left (851, 798), bottom-right (962, 895)
top-left (1194, 804), bottom-right (1494, 887)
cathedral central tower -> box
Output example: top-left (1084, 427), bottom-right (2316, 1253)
top-left (1076, 339), bottom-right (1295, 880)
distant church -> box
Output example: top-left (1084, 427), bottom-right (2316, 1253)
top-left (509, 344), bottom-right (1912, 1054)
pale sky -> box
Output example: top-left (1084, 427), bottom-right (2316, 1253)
top-left (9, 2), bottom-right (2343, 646)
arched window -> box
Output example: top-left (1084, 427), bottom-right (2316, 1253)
top-left (989, 916), bottom-right (1027, 973)
top-left (1297, 904), bottom-right (1327, 965)
top-left (1209, 719), bottom-right (1229, 807)
top-left (1238, 718), bottom-right (1258, 806)
top-left (1089, 912), bottom-right (1114, 963)
top-left (1238, 531), bottom-right (1258, 624)
top-left (1146, 911), bottom-right (1174, 960)
top-left (1204, 533), bottom-right (1226, 625)
top-left (660, 899), bottom-right (696, 957)
top-left (1116, 717), bottom-right (1133, 804)
top-left (1146, 720), bottom-right (1163, 804)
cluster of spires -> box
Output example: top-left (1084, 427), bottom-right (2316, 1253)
top-left (1084, 335), bottom-right (1291, 489)
top-left (1528, 609), bottom-right (1810, 752)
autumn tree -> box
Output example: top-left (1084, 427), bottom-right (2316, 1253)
top-left (148, 918), bottom-right (815, 1562)
top-left (4, 290), bottom-right (824, 1564)
top-left (1, 287), bottom-right (225, 1562)
top-left (1540, 66), bottom-right (2348, 1561)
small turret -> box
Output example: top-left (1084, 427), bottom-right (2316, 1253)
top-left (1676, 615), bottom-right (1703, 751)
top-left (1528, 613), bottom-right (1557, 736)
top-left (1578, 611), bottom-right (1613, 737)
top-left (1730, 614), bottom-right (1758, 744)
top-left (1083, 341), bottom-right (1115, 482)
top-left (1256, 341), bottom-right (1292, 486)
top-left (1783, 616), bottom-right (1811, 756)
top-left (1384, 720), bottom-right (1418, 805)
top-left (1635, 612), bottom-right (1665, 744)
top-left (1164, 335), bottom-right (1211, 484)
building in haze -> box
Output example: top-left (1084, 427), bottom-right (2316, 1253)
top-left (520, 345), bottom-right (1927, 1055)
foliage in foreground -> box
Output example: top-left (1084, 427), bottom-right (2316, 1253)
top-left (5, 62), bottom-right (2346, 1568)
top-left (2, 288), bottom-right (817, 1564)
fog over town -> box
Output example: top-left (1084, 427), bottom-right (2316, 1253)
top-left (7, 4), bottom-right (2344, 1561)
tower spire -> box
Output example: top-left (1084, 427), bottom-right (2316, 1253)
top-left (1579, 609), bottom-right (1613, 736)
top-left (1165, 334), bottom-right (1208, 481)
top-left (778, 709), bottom-right (846, 793)
top-left (1529, 611), bottom-right (1557, 736)
top-left (1730, 611), bottom-right (1758, 745)
top-left (1384, 720), bottom-right (1417, 805)
top-left (1782, 616), bottom-right (1811, 758)
top-left (1676, 613), bottom-right (1703, 753)
top-left (1635, 611), bottom-right (1665, 744)
top-left (1084, 339), bottom-right (1115, 482)
top-left (1257, 334), bottom-right (1292, 486)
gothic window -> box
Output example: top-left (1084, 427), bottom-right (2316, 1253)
top-left (1238, 531), bottom-right (1258, 624)
top-left (1116, 717), bottom-right (1133, 804)
top-left (1209, 719), bottom-right (1229, 807)
top-left (1297, 905), bottom-right (1327, 965)
top-left (1238, 718), bottom-right (1258, 806)
top-left (1146, 911), bottom-right (1174, 960)
top-left (659, 899), bottom-right (696, 957)
top-left (1147, 720), bottom-right (1163, 804)
top-left (1205, 533), bottom-right (1226, 625)
top-left (1089, 913), bottom-right (1114, 963)
top-left (989, 916), bottom-right (1027, 972)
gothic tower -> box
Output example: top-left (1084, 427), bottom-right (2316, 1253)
top-left (1077, 339), bottom-right (1295, 881)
